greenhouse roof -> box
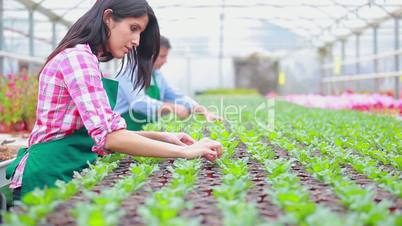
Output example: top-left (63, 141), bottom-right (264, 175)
top-left (4, 0), bottom-right (402, 56)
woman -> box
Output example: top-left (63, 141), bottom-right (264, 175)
top-left (6, 0), bottom-right (222, 199)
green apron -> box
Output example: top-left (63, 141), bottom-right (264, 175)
top-left (121, 72), bottom-right (161, 131)
top-left (6, 78), bottom-right (119, 197)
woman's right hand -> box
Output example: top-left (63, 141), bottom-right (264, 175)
top-left (182, 138), bottom-right (222, 162)
top-left (160, 102), bottom-right (190, 119)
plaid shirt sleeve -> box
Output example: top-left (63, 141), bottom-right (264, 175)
top-left (60, 49), bottom-right (126, 155)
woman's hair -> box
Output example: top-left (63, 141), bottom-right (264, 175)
top-left (42, 0), bottom-right (160, 90)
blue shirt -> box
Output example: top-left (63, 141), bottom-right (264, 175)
top-left (114, 69), bottom-right (198, 118)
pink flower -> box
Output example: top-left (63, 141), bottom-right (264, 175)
top-left (7, 74), bottom-right (14, 81)
top-left (281, 93), bottom-right (402, 115)
top-left (8, 81), bottom-right (16, 90)
top-left (15, 88), bottom-right (23, 95)
top-left (5, 92), bottom-right (12, 98)
top-left (22, 75), bottom-right (29, 81)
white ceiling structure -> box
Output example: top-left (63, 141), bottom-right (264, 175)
top-left (3, 0), bottom-right (402, 57)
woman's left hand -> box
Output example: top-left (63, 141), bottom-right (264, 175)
top-left (160, 132), bottom-right (196, 146)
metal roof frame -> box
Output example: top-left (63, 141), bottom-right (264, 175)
top-left (15, 0), bottom-right (72, 27)
top-left (7, 0), bottom-right (402, 49)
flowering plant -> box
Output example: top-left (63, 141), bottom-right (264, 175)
top-left (0, 74), bottom-right (24, 125)
top-left (0, 74), bottom-right (38, 131)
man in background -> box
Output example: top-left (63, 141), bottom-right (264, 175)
top-left (115, 36), bottom-right (221, 131)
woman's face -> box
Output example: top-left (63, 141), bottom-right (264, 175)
top-left (105, 13), bottom-right (149, 59)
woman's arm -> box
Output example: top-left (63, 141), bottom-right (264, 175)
top-left (105, 129), bottom-right (221, 159)
top-left (134, 131), bottom-right (164, 141)
top-left (135, 131), bottom-right (195, 146)
top-left (105, 130), bottom-right (184, 158)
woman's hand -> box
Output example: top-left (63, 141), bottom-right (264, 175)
top-left (182, 138), bottom-right (223, 162)
top-left (160, 132), bottom-right (196, 146)
top-left (193, 105), bottom-right (223, 122)
top-left (203, 111), bottom-right (223, 122)
top-left (160, 103), bottom-right (190, 119)
top-left (173, 104), bottom-right (190, 119)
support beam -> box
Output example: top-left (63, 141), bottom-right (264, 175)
top-left (329, 44), bottom-right (334, 94)
top-left (322, 71), bottom-right (401, 83)
top-left (341, 40), bottom-right (346, 93)
top-left (0, 0), bottom-right (4, 75)
top-left (394, 17), bottom-right (400, 100)
top-left (52, 22), bottom-right (57, 49)
top-left (15, 0), bottom-right (71, 27)
top-left (28, 7), bottom-right (35, 75)
top-left (355, 34), bottom-right (360, 75)
top-left (218, 0), bottom-right (225, 88)
top-left (356, 33), bottom-right (361, 91)
top-left (322, 49), bottom-right (402, 69)
top-left (28, 8), bottom-right (34, 57)
top-left (373, 26), bottom-right (379, 91)
top-left (319, 50), bottom-right (324, 95)
top-left (0, 50), bottom-right (44, 64)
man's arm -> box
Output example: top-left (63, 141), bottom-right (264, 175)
top-left (117, 75), bottom-right (164, 118)
top-left (158, 73), bottom-right (222, 121)
top-left (158, 72), bottom-right (198, 109)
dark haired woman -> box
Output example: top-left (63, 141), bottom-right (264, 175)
top-left (6, 0), bottom-right (222, 199)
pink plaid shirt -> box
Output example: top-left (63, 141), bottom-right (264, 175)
top-left (10, 44), bottom-right (126, 188)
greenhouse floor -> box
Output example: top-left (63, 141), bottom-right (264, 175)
top-left (39, 139), bottom-right (402, 226)
top-left (3, 97), bottom-right (402, 226)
